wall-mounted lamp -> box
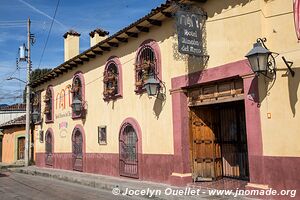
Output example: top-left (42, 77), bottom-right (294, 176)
top-left (143, 76), bottom-right (161, 96)
top-left (72, 98), bottom-right (82, 112)
top-left (245, 38), bottom-right (295, 78)
top-left (143, 74), bottom-right (166, 99)
top-left (31, 110), bottom-right (40, 123)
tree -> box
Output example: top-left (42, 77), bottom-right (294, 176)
top-left (23, 68), bottom-right (52, 103)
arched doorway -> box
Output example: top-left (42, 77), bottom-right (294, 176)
top-left (119, 123), bottom-right (138, 178)
top-left (45, 130), bottom-right (53, 166)
top-left (72, 128), bottom-right (83, 171)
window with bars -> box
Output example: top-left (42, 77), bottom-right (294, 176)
top-left (103, 62), bottom-right (119, 99)
top-left (71, 72), bottom-right (85, 119)
top-left (135, 40), bottom-right (161, 94)
top-left (44, 86), bottom-right (53, 123)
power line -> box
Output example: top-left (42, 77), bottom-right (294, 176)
top-left (37, 0), bottom-right (60, 69)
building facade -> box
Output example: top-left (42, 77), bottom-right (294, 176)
top-left (32, 0), bottom-right (300, 191)
top-left (0, 115), bottom-right (26, 164)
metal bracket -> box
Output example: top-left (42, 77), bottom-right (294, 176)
top-left (282, 56), bottom-right (295, 77)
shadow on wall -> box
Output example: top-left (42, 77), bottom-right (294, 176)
top-left (287, 68), bottom-right (300, 117)
top-left (256, 68), bottom-right (300, 117)
top-left (205, 0), bottom-right (254, 18)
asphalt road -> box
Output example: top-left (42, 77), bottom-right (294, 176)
top-left (0, 171), bottom-right (142, 200)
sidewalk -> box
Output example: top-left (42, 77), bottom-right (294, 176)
top-left (9, 166), bottom-right (254, 200)
top-left (0, 162), bottom-right (24, 170)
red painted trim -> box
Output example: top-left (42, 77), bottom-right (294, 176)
top-left (170, 59), bottom-right (263, 185)
top-left (45, 128), bottom-right (55, 153)
top-left (36, 153), bottom-right (174, 183)
top-left (72, 125), bottom-right (86, 154)
top-left (135, 39), bottom-right (162, 94)
top-left (71, 71), bottom-right (85, 119)
top-left (171, 59), bottom-right (252, 90)
top-left (103, 56), bottom-right (123, 101)
top-left (45, 85), bottom-right (54, 123)
top-left (294, 0), bottom-right (300, 40)
top-left (119, 117), bottom-right (142, 154)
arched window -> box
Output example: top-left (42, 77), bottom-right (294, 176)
top-left (103, 57), bottom-right (122, 100)
top-left (135, 40), bottom-right (161, 93)
top-left (71, 72), bottom-right (85, 119)
top-left (44, 86), bottom-right (54, 123)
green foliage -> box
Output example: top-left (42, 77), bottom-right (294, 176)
top-left (23, 68), bottom-right (52, 103)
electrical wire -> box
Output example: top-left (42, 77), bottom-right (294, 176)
top-left (37, 0), bottom-right (60, 69)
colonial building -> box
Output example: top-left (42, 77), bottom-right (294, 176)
top-left (32, 0), bottom-right (300, 191)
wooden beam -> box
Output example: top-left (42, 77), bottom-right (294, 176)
top-left (70, 63), bottom-right (77, 68)
top-left (125, 32), bottom-right (138, 38)
top-left (161, 11), bottom-right (172, 18)
top-left (147, 19), bottom-right (162, 26)
top-left (86, 54), bottom-right (96, 58)
top-left (116, 37), bottom-right (128, 43)
top-left (136, 26), bottom-right (149, 32)
top-left (92, 50), bottom-right (103, 55)
top-left (99, 46), bottom-right (111, 51)
top-left (75, 60), bottom-right (83, 65)
top-left (107, 42), bottom-right (119, 47)
top-left (80, 57), bottom-right (89, 62)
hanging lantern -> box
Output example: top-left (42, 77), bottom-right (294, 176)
top-left (72, 98), bottom-right (82, 112)
top-left (143, 76), bottom-right (160, 96)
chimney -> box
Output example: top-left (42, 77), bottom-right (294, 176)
top-left (89, 28), bottom-right (109, 47)
top-left (63, 30), bottom-right (80, 61)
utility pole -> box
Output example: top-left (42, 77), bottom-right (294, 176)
top-left (25, 18), bottom-right (31, 167)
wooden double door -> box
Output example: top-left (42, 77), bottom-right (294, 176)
top-left (190, 101), bottom-right (249, 181)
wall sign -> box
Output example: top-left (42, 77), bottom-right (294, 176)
top-left (176, 9), bottom-right (204, 56)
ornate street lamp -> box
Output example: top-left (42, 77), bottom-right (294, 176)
top-left (143, 76), bottom-right (161, 96)
top-left (245, 38), bottom-right (273, 75)
top-left (246, 38), bottom-right (295, 78)
top-left (72, 98), bottom-right (82, 112)
top-left (31, 110), bottom-right (40, 123)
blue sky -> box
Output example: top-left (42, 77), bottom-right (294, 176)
top-left (0, 0), bottom-right (166, 105)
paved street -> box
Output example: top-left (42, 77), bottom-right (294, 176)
top-left (0, 170), bottom-right (141, 200)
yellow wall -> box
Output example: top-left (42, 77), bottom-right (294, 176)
top-left (2, 127), bottom-right (25, 164)
top-left (35, 0), bottom-right (300, 158)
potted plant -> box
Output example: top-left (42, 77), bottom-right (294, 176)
top-left (103, 90), bottom-right (109, 96)
top-left (43, 94), bottom-right (50, 102)
top-left (107, 71), bottom-right (116, 81)
top-left (135, 80), bottom-right (143, 87)
top-left (44, 106), bottom-right (50, 114)
top-left (107, 87), bottom-right (115, 95)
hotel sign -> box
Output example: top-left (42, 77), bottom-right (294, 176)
top-left (176, 10), bottom-right (203, 56)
